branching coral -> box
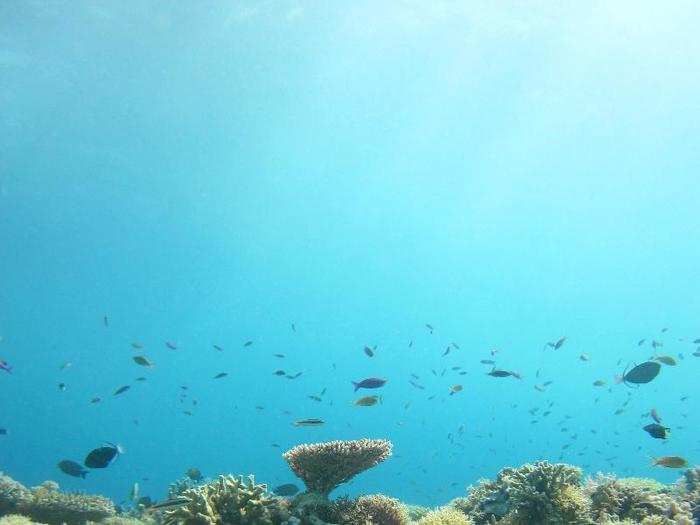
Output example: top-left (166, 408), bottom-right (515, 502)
top-left (283, 439), bottom-right (392, 497)
top-left (0, 474), bottom-right (33, 515)
top-left (162, 475), bottom-right (289, 525)
top-left (416, 507), bottom-right (473, 525)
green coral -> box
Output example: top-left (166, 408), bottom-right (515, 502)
top-left (162, 475), bottom-right (289, 525)
top-left (416, 507), bottom-right (473, 525)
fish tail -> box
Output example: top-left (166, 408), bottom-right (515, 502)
top-left (352, 381), bottom-right (359, 392)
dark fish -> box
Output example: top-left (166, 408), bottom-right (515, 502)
top-left (693, 338), bottom-right (700, 344)
top-left (442, 347), bottom-right (451, 357)
top-left (363, 346), bottom-right (374, 357)
top-left (213, 372), bottom-right (228, 379)
top-left (643, 423), bottom-right (670, 439)
top-left (103, 315), bottom-right (109, 327)
top-left (425, 324), bottom-right (434, 333)
top-left (212, 345), bottom-right (223, 352)
top-left (638, 339), bottom-right (646, 346)
top-left (352, 377), bottom-right (387, 391)
top-left (274, 370), bottom-right (286, 376)
top-left (0, 428), bottom-right (7, 435)
top-left (244, 341), bottom-right (253, 347)
top-left (273, 353), bottom-right (285, 358)
top-left (554, 336), bottom-right (567, 349)
top-left (287, 371), bottom-right (303, 379)
top-left (132, 356), bottom-right (154, 367)
top-left (186, 468), bottom-right (203, 481)
top-left (308, 395), bottom-right (322, 402)
top-left (409, 380), bottom-right (425, 390)
top-left (451, 342), bottom-right (460, 349)
top-left (165, 341), bottom-right (178, 350)
top-left (90, 397), bottom-right (101, 404)
top-left (136, 377), bottom-right (147, 382)
top-left (408, 340), bottom-right (413, 347)
top-left (58, 460), bottom-right (88, 478)
top-left (621, 361), bottom-right (661, 385)
top-left (273, 483), bottom-right (299, 497)
top-left (651, 340), bottom-right (663, 348)
top-left (487, 369), bottom-right (519, 378)
top-left (58, 383), bottom-right (67, 391)
top-left (480, 359), bottom-right (496, 365)
top-left (131, 342), bottom-right (144, 349)
top-left (291, 323), bottom-right (296, 332)
top-left (148, 498), bottom-right (190, 511)
top-left (114, 385), bottom-right (130, 396)
top-left (650, 408), bottom-right (662, 423)
top-left (84, 443), bottom-right (122, 468)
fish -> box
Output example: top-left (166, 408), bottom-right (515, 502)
top-left (451, 342), bottom-right (460, 349)
top-left (273, 483), bottom-right (299, 497)
top-left (487, 369), bottom-right (519, 378)
top-left (579, 353), bottom-right (590, 362)
top-left (165, 341), bottom-right (178, 350)
top-left (273, 353), bottom-right (285, 358)
top-left (291, 323), bottom-right (296, 332)
top-left (442, 347), bottom-right (451, 357)
top-left (60, 362), bottom-right (72, 371)
top-left (693, 351), bottom-right (700, 357)
top-left (352, 377), bottom-right (387, 391)
top-left (651, 340), bottom-right (663, 348)
top-left (308, 395), bottom-right (322, 402)
top-left (113, 385), bottom-right (130, 396)
top-left (84, 443), bottom-right (123, 468)
top-left (480, 359), bottom-right (496, 365)
top-left (655, 355), bottom-right (677, 366)
top-left (57, 460), bottom-right (88, 478)
top-left (273, 370), bottom-right (286, 376)
top-left (287, 372), bottom-right (303, 379)
top-left (244, 341), bottom-right (253, 347)
top-left (212, 345), bottom-right (223, 352)
top-left (0, 428), bottom-right (7, 435)
top-left (638, 339), bottom-right (646, 346)
top-left (409, 380), bottom-right (425, 390)
top-left (544, 336), bottom-right (567, 350)
top-left (354, 395), bottom-right (380, 406)
top-left (213, 372), bottom-right (228, 379)
top-left (186, 467), bottom-right (203, 481)
top-left (650, 408), bottom-right (662, 423)
top-left (593, 380), bottom-right (606, 387)
top-left (652, 456), bottom-right (688, 468)
top-left (643, 423), bottom-right (670, 439)
top-left (136, 377), bottom-right (147, 381)
top-left (131, 342), bottom-right (144, 349)
top-left (292, 418), bottom-right (324, 427)
top-left (363, 346), bottom-right (374, 357)
top-left (449, 385), bottom-right (463, 396)
top-left (620, 361), bottom-right (661, 386)
top-left (693, 338), bottom-right (700, 344)
top-left (103, 315), bottom-right (109, 327)
top-left (90, 397), bottom-right (102, 404)
top-left (425, 324), bottom-right (434, 333)
top-left (0, 360), bottom-right (12, 374)
top-left (58, 383), bottom-right (67, 391)
top-left (147, 498), bottom-right (190, 511)
top-left (132, 356), bottom-right (154, 367)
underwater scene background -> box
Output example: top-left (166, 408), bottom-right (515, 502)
top-left (2, 2), bottom-right (700, 524)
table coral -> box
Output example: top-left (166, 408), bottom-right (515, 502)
top-left (283, 439), bottom-right (392, 497)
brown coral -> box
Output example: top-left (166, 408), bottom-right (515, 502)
top-left (162, 474), bottom-right (288, 525)
top-left (283, 439), bottom-right (392, 497)
top-left (22, 481), bottom-right (116, 525)
top-left (416, 507), bottom-right (473, 525)
top-left (339, 494), bottom-right (407, 525)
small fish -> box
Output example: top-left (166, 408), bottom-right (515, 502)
top-left (363, 346), bottom-right (374, 357)
top-left (244, 340), bottom-right (253, 347)
top-left (84, 443), bottom-right (123, 468)
top-left (352, 377), bottom-right (387, 391)
top-left (136, 377), bottom-right (147, 381)
top-left (354, 395), bottom-right (380, 406)
top-left (652, 456), bottom-right (688, 468)
top-left (425, 324), bottom-right (434, 333)
top-left (650, 408), bottom-right (662, 423)
top-left (409, 380), bottom-right (425, 390)
top-left (651, 340), bottom-right (663, 348)
top-left (408, 340), bottom-right (413, 348)
top-left (132, 356), bottom-right (154, 367)
top-left (58, 460), bottom-right (89, 478)
top-left (487, 369), bottom-right (518, 378)
top-left (293, 418), bottom-right (324, 427)
top-left (0, 360), bottom-right (12, 374)
top-left (593, 380), bottom-right (606, 387)
top-left (60, 362), bottom-right (72, 371)
top-left (655, 355), bottom-right (677, 366)
top-left (442, 346), bottom-right (451, 357)
top-left (614, 408), bottom-right (625, 415)
top-left (273, 353), bottom-right (285, 358)
top-left (131, 342), bottom-right (144, 349)
top-left (693, 338), bottom-right (700, 344)
top-left (451, 342), bottom-right (460, 349)
top-left (273, 483), bottom-right (300, 497)
top-left (449, 385), bottom-right (463, 396)
top-left (579, 353), bottom-right (590, 362)
top-left (287, 371), bottom-right (303, 379)
top-left (643, 423), bottom-right (670, 439)
top-left (213, 372), bottom-right (228, 379)
top-left (308, 395), bottom-right (322, 402)
top-left (273, 370), bottom-right (286, 376)
top-left (212, 344), bottom-right (223, 352)
top-left (480, 359), bottom-right (495, 365)
top-left (147, 498), bottom-right (190, 511)
top-left (58, 383), bottom-right (67, 391)
top-left (113, 385), bottom-right (130, 396)
top-left (638, 339), bottom-right (646, 346)
top-left (165, 341), bottom-right (178, 350)
top-left (0, 428), bottom-right (7, 435)
top-left (103, 315), bottom-right (109, 327)
top-left (90, 397), bottom-right (102, 404)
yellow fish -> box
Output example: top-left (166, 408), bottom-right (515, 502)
top-left (652, 456), bottom-right (688, 468)
top-left (354, 395), bottom-right (380, 406)
top-left (449, 385), bottom-right (463, 395)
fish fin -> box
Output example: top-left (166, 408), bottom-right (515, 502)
top-left (352, 381), bottom-right (359, 392)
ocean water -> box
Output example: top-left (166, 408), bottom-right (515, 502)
top-left (1, 1), bottom-right (700, 510)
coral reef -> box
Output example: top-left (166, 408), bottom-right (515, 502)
top-left (337, 494), bottom-right (407, 525)
top-left (416, 507), bottom-right (473, 525)
top-left (586, 474), bottom-right (693, 524)
top-left (676, 467), bottom-right (700, 523)
top-left (0, 515), bottom-right (46, 525)
top-left (283, 439), bottom-right (392, 498)
top-left (404, 504), bottom-right (431, 521)
top-left (162, 474), bottom-right (289, 525)
top-left (0, 474), bottom-right (115, 525)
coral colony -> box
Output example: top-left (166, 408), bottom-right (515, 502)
top-left (2, 439), bottom-right (700, 524)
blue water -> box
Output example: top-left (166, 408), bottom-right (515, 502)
top-left (1, 2), bottom-right (700, 509)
